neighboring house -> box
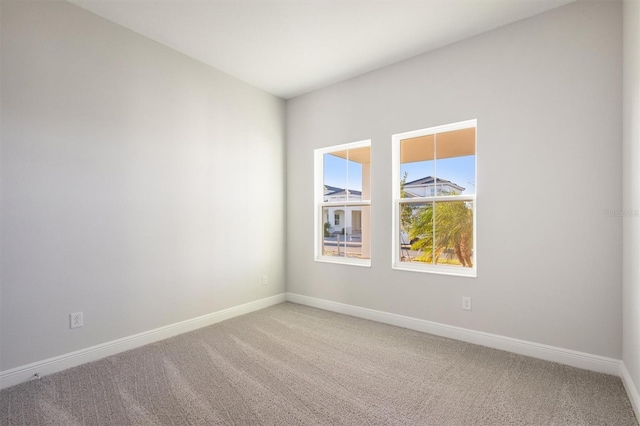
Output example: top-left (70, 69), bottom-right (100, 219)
top-left (324, 176), bottom-right (465, 239)
top-left (323, 185), bottom-right (363, 239)
top-left (403, 176), bottom-right (465, 197)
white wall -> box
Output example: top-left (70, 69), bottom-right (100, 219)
top-left (287, 1), bottom-right (623, 358)
top-left (0, 0), bottom-right (286, 370)
top-left (623, 0), bottom-right (640, 408)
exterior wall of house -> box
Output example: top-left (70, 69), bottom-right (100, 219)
top-left (324, 207), bottom-right (362, 236)
top-left (324, 188), bottom-right (363, 235)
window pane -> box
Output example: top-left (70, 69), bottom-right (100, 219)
top-left (399, 200), bottom-right (474, 268)
top-left (435, 155), bottom-right (475, 195)
top-left (324, 146), bottom-right (370, 202)
top-left (435, 128), bottom-right (476, 196)
top-left (322, 205), bottom-right (370, 259)
top-left (399, 127), bottom-right (475, 198)
top-left (324, 153), bottom-right (348, 202)
top-left (399, 202), bottom-right (435, 263)
top-left (400, 136), bottom-right (434, 198)
top-left (347, 146), bottom-right (370, 202)
top-left (433, 200), bottom-right (474, 267)
top-left (322, 206), bottom-right (346, 257)
top-left (353, 205), bottom-right (370, 259)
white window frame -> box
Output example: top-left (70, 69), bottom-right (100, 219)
top-left (314, 140), bottom-right (371, 267)
top-left (392, 120), bottom-right (477, 277)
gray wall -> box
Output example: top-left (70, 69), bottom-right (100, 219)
top-left (623, 0), bottom-right (640, 401)
top-left (287, 1), bottom-right (623, 358)
top-left (0, 0), bottom-right (286, 370)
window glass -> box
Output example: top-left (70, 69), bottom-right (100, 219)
top-left (399, 201), bottom-right (474, 268)
top-left (393, 121), bottom-right (476, 276)
top-left (316, 141), bottom-right (371, 266)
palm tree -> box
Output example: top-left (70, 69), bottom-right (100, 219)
top-left (406, 199), bottom-right (473, 267)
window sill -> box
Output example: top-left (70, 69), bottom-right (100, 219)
top-left (393, 262), bottom-right (476, 277)
top-left (315, 257), bottom-right (371, 268)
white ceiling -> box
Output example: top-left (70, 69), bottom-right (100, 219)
top-left (67, 0), bottom-right (575, 99)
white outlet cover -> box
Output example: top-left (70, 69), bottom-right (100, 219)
top-left (462, 297), bottom-right (472, 310)
top-left (70, 312), bottom-right (83, 329)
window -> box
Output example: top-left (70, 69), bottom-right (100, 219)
top-left (314, 140), bottom-right (371, 266)
top-left (392, 120), bottom-right (476, 276)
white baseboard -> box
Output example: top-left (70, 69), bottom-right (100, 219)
top-left (621, 361), bottom-right (640, 421)
top-left (285, 293), bottom-right (621, 376)
top-left (0, 293), bottom-right (286, 390)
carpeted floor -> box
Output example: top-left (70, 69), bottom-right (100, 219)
top-left (0, 302), bottom-right (637, 425)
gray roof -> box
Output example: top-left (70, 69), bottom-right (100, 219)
top-left (326, 187), bottom-right (362, 197)
top-left (404, 176), bottom-right (465, 191)
top-left (403, 190), bottom-right (421, 198)
top-left (323, 185), bottom-right (344, 193)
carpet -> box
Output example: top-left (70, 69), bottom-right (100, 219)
top-left (0, 302), bottom-right (637, 425)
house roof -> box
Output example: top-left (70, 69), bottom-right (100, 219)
top-left (405, 176), bottom-right (465, 191)
top-left (403, 191), bottom-right (421, 198)
top-left (323, 185), bottom-right (344, 194)
top-left (326, 187), bottom-right (362, 197)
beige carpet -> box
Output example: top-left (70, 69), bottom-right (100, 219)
top-left (0, 302), bottom-right (637, 425)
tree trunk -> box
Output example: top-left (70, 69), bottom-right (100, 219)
top-left (454, 242), bottom-right (468, 267)
top-left (459, 234), bottom-right (473, 267)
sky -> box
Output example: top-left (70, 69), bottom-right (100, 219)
top-left (324, 153), bottom-right (476, 195)
top-left (324, 154), bottom-right (363, 191)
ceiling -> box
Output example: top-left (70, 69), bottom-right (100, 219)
top-left (67, 0), bottom-right (575, 99)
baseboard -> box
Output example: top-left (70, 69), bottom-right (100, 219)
top-left (0, 293), bottom-right (286, 390)
top-left (285, 293), bottom-right (621, 376)
top-left (621, 361), bottom-right (640, 421)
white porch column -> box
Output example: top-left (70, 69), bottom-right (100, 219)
top-left (362, 162), bottom-right (371, 259)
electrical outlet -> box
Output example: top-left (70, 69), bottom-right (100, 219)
top-left (461, 297), bottom-right (472, 311)
top-left (70, 312), bottom-right (83, 329)
top-left (262, 274), bottom-right (268, 285)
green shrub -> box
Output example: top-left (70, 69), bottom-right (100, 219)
top-left (323, 222), bottom-right (331, 237)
